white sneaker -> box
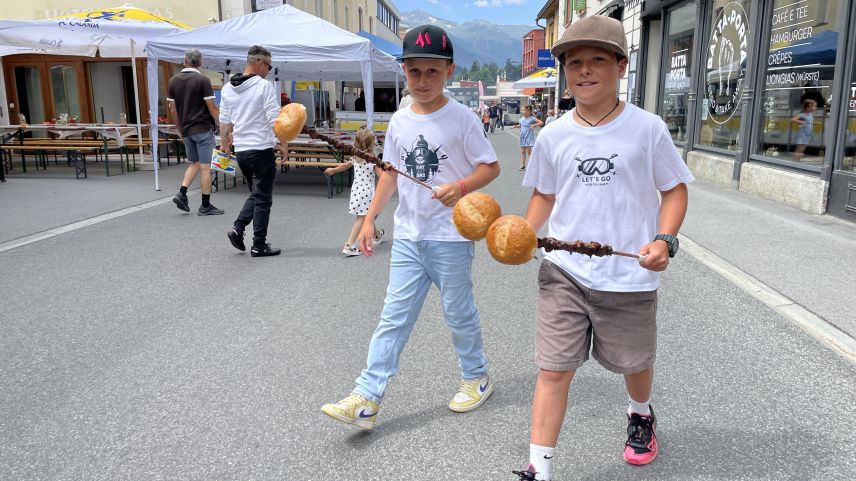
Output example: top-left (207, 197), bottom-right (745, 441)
top-left (342, 244), bottom-right (361, 257)
top-left (321, 393), bottom-right (380, 430)
top-left (448, 374), bottom-right (493, 412)
top-left (372, 228), bottom-right (386, 246)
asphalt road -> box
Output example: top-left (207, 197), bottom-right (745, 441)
top-left (1, 130), bottom-right (854, 480)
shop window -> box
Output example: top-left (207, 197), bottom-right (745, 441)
top-left (660, 1), bottom-right (697, 144)
top-left (14, 66), bottom-right (45, 124)
top-left (49, 65), bottom-right (81, 120)
top-left (843, 59), bottom-right (856, 173)
top-left (627, 50), bottom-right (638, 105)
top-left (757, 0), bottom-right (844, 166)
top-left (697, 0), bottom-right (751, 150)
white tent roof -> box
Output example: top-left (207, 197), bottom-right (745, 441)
top-left (144, 5), bottom-right (400, 82)
top-left (512, 68), bottom-right (558, 90)
top-left (0, 8), bottom-right (187, 58)
top-left (144, 5), bottom-right (401, 190)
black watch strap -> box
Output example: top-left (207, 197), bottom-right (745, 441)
top-left (654, 234), bottom-right (678, 258)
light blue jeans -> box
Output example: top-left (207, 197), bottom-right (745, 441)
top-left (354, 239), bottom-right (489, 403)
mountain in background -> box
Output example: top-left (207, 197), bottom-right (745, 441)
top-left (401, 9), bottom-right (533, 75)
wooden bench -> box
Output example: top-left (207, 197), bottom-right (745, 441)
top-left (0, 144), bottom-right (106, 177)
top-left (276, 143), bottom-right (347, 198)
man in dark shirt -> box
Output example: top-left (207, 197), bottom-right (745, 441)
top-left (354, 91), bottom-right (365, 112)
top-left (167, 48), bottom-right (222, 215)
top-left (488, 102), bottom-right (499, 133)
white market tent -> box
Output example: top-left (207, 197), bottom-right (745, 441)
top-left (0, 5), bottom-right (188, 58)
top-left (144, 4), bottom-right (401, 190)
top-left (0, 5), bottom-right (191, 159)
top-left (512, 68), bottom-right (558, 89)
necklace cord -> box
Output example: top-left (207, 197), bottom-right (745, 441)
top-left (576, 98), bottom-right (620, 127)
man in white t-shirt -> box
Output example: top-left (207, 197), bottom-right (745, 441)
top-left (513, 16), bottom-right (694, 481)
top-left (321, 24), bottom-right (501, 431)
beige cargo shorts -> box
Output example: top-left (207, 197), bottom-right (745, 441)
top-left (535, 260), bottom-right (658, 374)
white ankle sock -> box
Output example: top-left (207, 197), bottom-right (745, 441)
top-left (628, 397), bottom-right (651, 416)
top-left (529, 443), bottom-right (554, 481)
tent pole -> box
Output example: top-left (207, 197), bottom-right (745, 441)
top-left (395, 71), bottom-right (400, 111)
top-left (130, 39), bottom-right (145, 162)
top-left (146, 50), bottom-right (160, 191)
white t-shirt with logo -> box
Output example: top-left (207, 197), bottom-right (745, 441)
top-left (522, 103), bottom-right (694, 292)
top-left (383, 99), bottom-right (497, 242)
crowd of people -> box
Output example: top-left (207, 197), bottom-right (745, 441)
top-left (166, 17), bottom-right (693, 481)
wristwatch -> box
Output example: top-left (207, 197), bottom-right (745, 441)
top-left (654, 234), bottom-right (679, 258)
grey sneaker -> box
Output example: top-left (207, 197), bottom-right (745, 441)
top-left (198, 204), bottom-right (224, 216)
top-left (173, 193), bottom-right (190, 212)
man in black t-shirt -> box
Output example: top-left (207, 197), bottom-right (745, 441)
top-left (167, 48), bottom-right (222, 216)
top-left (488, 102), bottom-right (499, 133)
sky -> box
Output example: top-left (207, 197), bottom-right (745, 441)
top-left (393, 0), bottom-right (543, 26)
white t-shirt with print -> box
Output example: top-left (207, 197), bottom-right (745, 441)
top-left (383, 99), bottom-right (497, 242)
top-left (522, 102), bottom-right (695, 292)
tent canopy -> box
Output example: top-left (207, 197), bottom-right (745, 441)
top-left (0, 4), bottom-right (188, 58)
top-left (144, 4), bottom-right (400, 190)
top-left (512, 67), bottom-right (557, 89)
top-left (356, 31), bottom-right (403, 58)
top-left (145, 5), bottom-right (400, 82)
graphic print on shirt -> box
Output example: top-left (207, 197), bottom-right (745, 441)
top-left (402, 134), bottom-right (447, 182)
top-left (576, 153), bottom-right (618, 187)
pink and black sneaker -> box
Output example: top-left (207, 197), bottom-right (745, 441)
top-left (511, 464), bottom-right (538, 481)
top-left (623, 406), bottom-right (658, 465)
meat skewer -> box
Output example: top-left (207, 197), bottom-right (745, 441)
top-left (303, 128), bottom-right (438, 192)
top-left (537, 237), bottom-right (644, 260)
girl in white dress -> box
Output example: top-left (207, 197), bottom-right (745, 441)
top-left (325, 128), bottom-right (385, 256)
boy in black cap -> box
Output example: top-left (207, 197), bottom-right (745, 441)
top-left (321, 25), bottom-right (501, 430)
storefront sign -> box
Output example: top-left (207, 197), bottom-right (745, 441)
top-left (850, 83), bottom-right (856, 112)
top-left (705, 2), bottom-right (748, 125)
top-left (537, 49), bottom-right (554, 68)
top-left (764, 0), bottom-right (835, 90)
top-left (254, 0), bottom-right (283, 10)
top-left (666, 45), bottom-right (690, 91)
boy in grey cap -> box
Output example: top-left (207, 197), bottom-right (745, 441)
top-left (513, 15), bottom-right (694, 480)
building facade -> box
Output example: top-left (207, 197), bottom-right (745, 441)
top-left (0, 0), bottom-right (402, 128)
top-left (540, 0), bottom-right (856, 223)
top-left (522, 28), bottom-right (546, 76)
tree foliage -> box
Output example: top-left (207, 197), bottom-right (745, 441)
top-left (453, 58), bottom-right (521, 85)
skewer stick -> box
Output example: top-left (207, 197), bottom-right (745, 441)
top-left (304, 128), bottom-right (439, 193)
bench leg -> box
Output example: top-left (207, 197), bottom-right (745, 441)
top-left (68, 151), bottom-right (87, 179)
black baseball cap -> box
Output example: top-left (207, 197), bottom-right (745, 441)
top-left (399, 25), bottom-right (454, 62)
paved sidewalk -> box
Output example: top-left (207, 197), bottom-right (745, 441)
top-left (681, 178), bottom-right (856, 342)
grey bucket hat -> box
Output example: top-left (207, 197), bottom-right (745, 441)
top-left (551, 15), bottom-right (628, 63)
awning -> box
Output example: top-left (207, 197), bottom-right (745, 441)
top-left (512, 68), bottom-right (557, 89)
top-left (357, 31), bottom-right (402, 58)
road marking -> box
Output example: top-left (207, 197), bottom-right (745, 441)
top-left (680, 234), bottom-right (856, 365)
top-left (0, 195), bottom-right (179, 254)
